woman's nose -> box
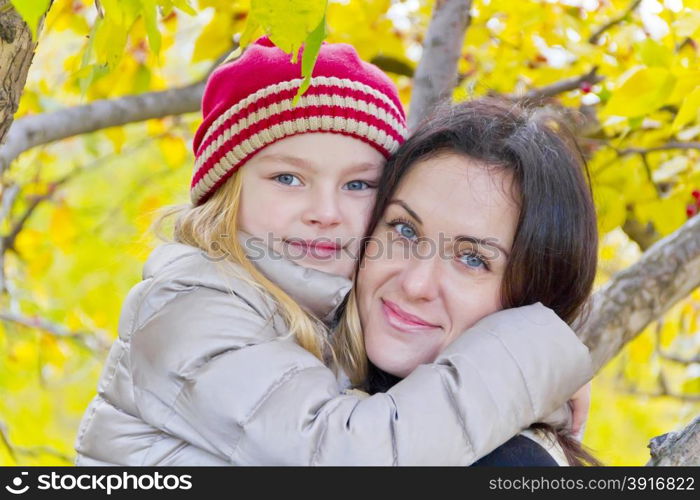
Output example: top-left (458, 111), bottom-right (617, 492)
top-left (399, 249), bottom-right (440, 302)
top-left (301, 187), bottom-right (342, 228)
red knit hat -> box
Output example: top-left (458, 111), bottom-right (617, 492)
top-left (190, 36), bottom-right (408, 206)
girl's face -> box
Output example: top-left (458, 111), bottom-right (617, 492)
top-left (238, 132), bottom-right (385, 278)
top-left (357, 153), bottom-right (520, 377)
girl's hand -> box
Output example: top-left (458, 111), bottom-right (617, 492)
top-left (568, 382), bottom-right (591, 441)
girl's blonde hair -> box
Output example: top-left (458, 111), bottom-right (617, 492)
top-left (152, 172), bottom-right (331, 361)
top-left (333, 286), bottom-right (367, 386)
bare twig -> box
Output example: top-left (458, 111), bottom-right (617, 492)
top-left (658, 351), bottom-right (700, 365)
top-left (0, 420), bottom-right (17, 462)
top-left (0, 419), bottom-right (71, 464)
top-left (0, 311), bottom-right (111, 352)
top-left (0, 183), bottom-right (19, 222)
top-left (617, 384), bottom-right (700, 403)
top-left (589, 0), bottom-right (642, 45)
top-left (617, 142), bottom-right (700, 156)
top-left (518, 68), bottom-right (604, 102)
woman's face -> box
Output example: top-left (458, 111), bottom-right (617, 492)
top-left (237, 133), bottom-right (385, 278)
top-left (357, 153), bottom-right (520, 378)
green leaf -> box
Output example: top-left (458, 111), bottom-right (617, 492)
top-left (93, 16), bottom-right (129, 69)
top-left (143, 0), bottom-right (162, 58)
top-left (10, 0), bottom-right (51, 40)
top-left (681, 376), bottom-right (700, 394)
top-left (239, 18), bottom-right (261, 48)
top-left (636, 39), bottom-right (672, 68)
top-left (294, 13), bottom-right (327, 104)
top-left (170, 0), bottom-right (196, 16)
top-left (604, 67), bottom-right (677, 118)
top-left (249, 0), bottom-right (326, 56)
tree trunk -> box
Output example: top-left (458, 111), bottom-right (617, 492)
top-left (407, 0), bottom-right (472, 131)
top-left (0, 0), bottom-right (43, 145)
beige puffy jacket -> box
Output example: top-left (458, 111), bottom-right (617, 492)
top-left (74, 234), bottom-right (592, 465)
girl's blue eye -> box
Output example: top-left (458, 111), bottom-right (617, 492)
top-left (344, 180), bottom-right (371, 191)
top-left (460, 253), bottom-right (487, 270)
top-left (395, 223), bottom-right (417, 241)
top-left (275, 174), bottom-right (301, 186)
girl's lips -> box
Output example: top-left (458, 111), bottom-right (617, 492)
top-left (381, 299), bottom-right (439, 332)
top-left (285, 239), bottom-right (342, 259)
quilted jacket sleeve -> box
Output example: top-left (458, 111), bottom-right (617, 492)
top-left (130, 285), bottom-right (592, 465)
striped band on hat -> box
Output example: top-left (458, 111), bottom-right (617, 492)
top-left (191, 76), bottom-right (409, 206)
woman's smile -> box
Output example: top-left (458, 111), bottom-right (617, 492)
top-left (381, 299), bottom-right (441, 332)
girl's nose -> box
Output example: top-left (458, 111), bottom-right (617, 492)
top-left (301, 187), bottom-right (343, 228)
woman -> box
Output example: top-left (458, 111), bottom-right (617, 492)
top-left (335, 97), bottom-right (601, 465)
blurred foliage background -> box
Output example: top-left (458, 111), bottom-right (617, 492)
top-left (1, 0), bottom-right (699, 465)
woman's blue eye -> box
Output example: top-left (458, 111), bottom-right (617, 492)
top-left (275, 174), bottom-right (301, 186)
top-left (344, 180), bottom-right (371, 191)
top-left (460, 253), bottom-right (487, 270)
top-left (395, 223), bottom-right (417, 240)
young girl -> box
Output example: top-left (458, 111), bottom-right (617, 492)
top-left (334, 97), bottom-right (601, 466)
top-left (74, 37), bottom-right (593, 465)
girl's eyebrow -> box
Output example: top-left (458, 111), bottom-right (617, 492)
top-left (256, 154), bottom-right (381, 174)
top-left (256, 154), bottom-right (317, 172)
top-left (388, 199), bottom-right (422, 224)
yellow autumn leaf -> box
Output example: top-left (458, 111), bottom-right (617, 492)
top-left (104, 126), bottom-right (126, 153)
top-left (672, 87), bottom-right (700, 132)
top-left (192, 13), bottom-right (235, 62)
top-left (634, 196), bottom-right (687, 236)
top-left (9, 340), bottom-right (37, 366)
top-left (604, 67), bottom-right (676, 117)
top-left (159, 135), bottom-right (188, 167)
top-left (594, 185), bottom-right (627, 234)
top-left (50, 205), bottom-right (78, 253)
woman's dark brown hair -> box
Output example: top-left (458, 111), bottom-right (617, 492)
top-left (359, 97), bottom-right (600, 465)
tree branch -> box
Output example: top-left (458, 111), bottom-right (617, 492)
top-left (0, 311), bottom-right (111, 353)
top-left (408, 0), bottom-right (473, 131)
top-left (647, 416), bottom-right (700, 465)
top-left (0, 81), bottom-right (205, 174)
top-left (518, 68), bottom-right (604, 102)
top-left (588, 0), bottom-right (642, 45)
top-left (657, 351), bottom-right (700, 365)
top-left (617, 142), bottom-right (700, 156)
top-left (0, 419), bottom-right (71, 464)
top-left (578, 214), bottom-right (700, 372)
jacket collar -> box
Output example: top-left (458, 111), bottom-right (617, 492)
top-left (143, 232), bottom-right (352, 324)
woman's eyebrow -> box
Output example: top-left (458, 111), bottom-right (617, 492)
top-left (455, 235), bottom-right (510, 259)
top-left (388, 199), bottom-right (422, 224)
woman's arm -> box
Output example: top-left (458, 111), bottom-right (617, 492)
top-left (131, 286), bottom-right (592, 465)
